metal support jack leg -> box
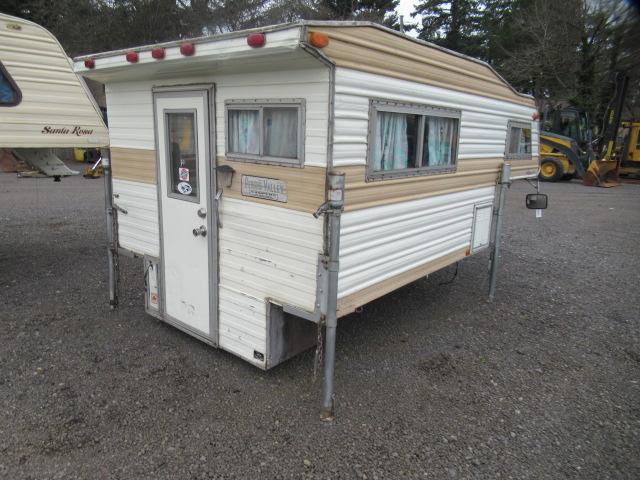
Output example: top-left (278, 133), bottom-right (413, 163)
top-left (319, 172), bottom-right (345, 421)
top-left (488, 163), bottom-right (511, 300)
top-left (102, 149), bottom-right (119, 309)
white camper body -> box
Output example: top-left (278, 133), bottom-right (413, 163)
top-left (0, 13), bottom-right (109, 177)
top-left (73, 23), bottom-right (539, 403)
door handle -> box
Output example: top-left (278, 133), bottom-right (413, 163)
top-left (192, 225), bottom-right (207, 237)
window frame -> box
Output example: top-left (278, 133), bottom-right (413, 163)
top-left (0, 61), bottom-right (22, 107)
top-left (505, 120), bottom-right (533, 160)
top-left (366, 99), bottom-right (461, 181)
top-left (164, 108), bottom-right (200, 203)
top-left (224, 98), bottom-right (305, 167)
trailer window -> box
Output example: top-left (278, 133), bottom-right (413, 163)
top-left (225, 99), bottom-right (304, 166)
top-left (166, 111), bottom-right (199, 200)
top-left (368, 100), bottom-right (460, 180)
top-left (506, 121), bottom-right (532, 159)
top-left (0, 62), bottom-right (21, 107)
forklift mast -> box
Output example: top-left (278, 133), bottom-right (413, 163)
top-left (599, 72), bottom-right (629, 161)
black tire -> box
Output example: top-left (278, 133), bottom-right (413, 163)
top-left (539, 157), bottom-right (564, 182)
top-left (561, 173), bottom-right (575, 181)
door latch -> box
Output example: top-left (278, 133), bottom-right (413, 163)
top-left (192, 225), bottom-right (207, 237)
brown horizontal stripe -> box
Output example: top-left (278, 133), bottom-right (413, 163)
top-left (111, 147), bottom-right (156, 184)
top-left (217, 157), bottom-right (326, 214)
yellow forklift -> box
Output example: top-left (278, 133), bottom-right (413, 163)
top-left (619, 121), bottom-right (640, 177)
top-left (539, 73), bottom-right (629, 187)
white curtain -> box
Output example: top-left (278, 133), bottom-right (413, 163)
top-left (518, 128), bottom-right (531, 154)
top-left (425, 117), bottom-right (455, 166)
top-left (229, 110), bottom-right (259, 154)
top-left (508, 127), bottom-right (531, 155)
top-left (374, 111), bottom-right (409, 171)
top-left (264, 107), bottom-right (298, 158)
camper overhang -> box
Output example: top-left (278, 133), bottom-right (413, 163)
top-left (74, 25), bottom-right (306, 83)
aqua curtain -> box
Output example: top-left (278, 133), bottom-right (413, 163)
top-left (425, 116), bottom-right (455, 166)
top-left (229, 110), bottom-right (259, 154)
top-left (374, 111), bottom-right (409, 171)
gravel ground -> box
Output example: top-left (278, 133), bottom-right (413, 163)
top-left (1, 171), bottom-right (639, 479)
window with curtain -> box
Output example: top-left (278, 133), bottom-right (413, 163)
top-left (506, 122), bottom-right (532, 158)
top-left (0, 62), bottom-right (21, 106)
top-left (226, 100), bottom-right (303, 165)
top-left (369, 100), bottom-right (460, 179)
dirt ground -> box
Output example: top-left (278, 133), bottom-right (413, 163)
top-left (1, 171), bottom-right (639, 479)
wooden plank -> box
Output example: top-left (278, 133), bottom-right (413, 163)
top-left (337, 247), bottom-right (468, 316)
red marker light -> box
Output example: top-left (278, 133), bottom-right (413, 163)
top-left (84, 58), bottom-right (95, 69)
top-left (126, 51), bottom-right (139, 63)
top-left (180, 43), bottom-right (195, 56)
top-left (247, 33), bottom-right (266, 48)
top-left (151, 48), bottom-right (166, 60)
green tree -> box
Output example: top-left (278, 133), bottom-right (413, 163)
top-left (318, 0), bottom-right (399, 23)
top-left (412, 0), bottom-right (486, 57)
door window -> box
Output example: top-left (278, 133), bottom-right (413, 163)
top-left (166, 111), bottom-right (199, 200)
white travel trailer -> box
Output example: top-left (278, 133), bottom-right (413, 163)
top-left (0, 13), bottom-right (108, 176)
top-left (73, 22), bottom-right (541, 419)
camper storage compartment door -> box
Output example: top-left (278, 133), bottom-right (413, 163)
top-left (471, 203), bottom-right (493, 253)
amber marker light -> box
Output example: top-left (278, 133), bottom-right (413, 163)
top-left (308, 32), bottom-right (329, 48)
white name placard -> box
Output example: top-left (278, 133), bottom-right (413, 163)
top-left (241, 175), bottom-right (288, 203)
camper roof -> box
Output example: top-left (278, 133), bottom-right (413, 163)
top-left (74, 21), bottom-right (534, 107)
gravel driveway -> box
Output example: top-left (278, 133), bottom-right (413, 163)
top-left (1, 171), bottom-right (638, 479)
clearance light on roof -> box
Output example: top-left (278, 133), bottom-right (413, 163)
top-left (84, 59), bottom-right (95, 69)
top-left (308, 32), bottom-right (329, 48)
top-left (180, 43), bottom-right (195, 56)
top-left (126, 51), bottom-right (139, 63)
top-left (152, 48), bottom-right (166, 60)
top-left (247, 32), bottom-right (266, 48)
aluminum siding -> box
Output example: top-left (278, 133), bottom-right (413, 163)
top-left (332, 68), bottom-right (539, 168)
top-left (338, 186), bottom-right (495, 299)
top-left (112, 179), bottom-right (159, 256)
top-left (218, 197), bottom-right (323, 363)
top-left (104, 63), bottom-right (329, 166)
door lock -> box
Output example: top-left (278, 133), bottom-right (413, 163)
top-left (197, 208), bottom-right (207, 218)
top-left (192, 225), bottom-right (207, 237)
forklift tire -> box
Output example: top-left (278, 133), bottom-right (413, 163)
top-left (539, 158), bottom-right (564, 182)
top-left (561, 173), bottom-right (575, 181)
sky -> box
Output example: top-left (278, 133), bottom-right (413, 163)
top-left (395, 0), bottom-right (421, 37)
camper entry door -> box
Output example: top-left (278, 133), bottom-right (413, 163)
top-left (154, 89), bottom-right (216, 340)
